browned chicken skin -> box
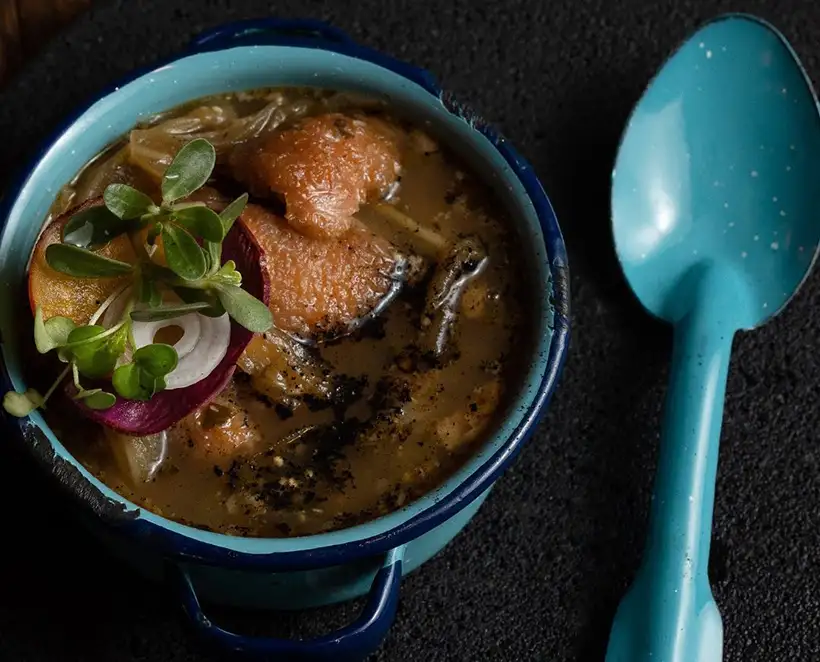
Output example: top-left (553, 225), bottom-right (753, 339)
top-left (240, 203), bottom-right (399, 338)
top-left (230, 113), bottom-right (402, 240)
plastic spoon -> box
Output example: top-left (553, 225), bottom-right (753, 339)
top-left (606, 14), bottom-right (820, 662)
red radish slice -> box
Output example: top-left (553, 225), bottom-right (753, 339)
top-left (65, 218), bottom-right (270, 435)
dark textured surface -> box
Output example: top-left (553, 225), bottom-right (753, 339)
top-left (1, 0), bottom-right (820, 660)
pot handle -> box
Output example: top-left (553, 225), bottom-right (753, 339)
top-left (171, 545), bottom-right (406, 662)
top-left (187, 18), bottom-right (440, 96)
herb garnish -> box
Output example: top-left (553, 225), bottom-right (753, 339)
top-left (2, 138), bottom-right (272, 418)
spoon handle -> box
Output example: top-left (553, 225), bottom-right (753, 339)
top-left (607, 301), bottom-right (734, 662)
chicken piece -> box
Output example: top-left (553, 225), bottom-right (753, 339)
top-left (180, 385), bottom-right (261, 458)
top-left (240, 203), bottom-right (403, 339)
top-left (433, 380), bottom-right (503, 451)
top-left (238, 330), bottom-right (337, 407)
top-left (230, 113), bottom-right (402, 240)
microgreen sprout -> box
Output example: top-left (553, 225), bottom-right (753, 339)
top-left (3, 138), bottom-right (272, 418)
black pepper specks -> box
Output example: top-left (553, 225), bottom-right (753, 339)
top-left (274, 403), bottom-right (294, 420)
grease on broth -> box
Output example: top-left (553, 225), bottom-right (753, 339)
top-left (40, 88), bottom-right (531, 537)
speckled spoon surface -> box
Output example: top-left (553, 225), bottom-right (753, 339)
top-left (606, 14), bottom-right (820, 662)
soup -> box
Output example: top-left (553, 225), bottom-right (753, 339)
top-left (13, 88), bottom-right (531, 538)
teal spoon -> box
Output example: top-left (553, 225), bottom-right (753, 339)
top-left (606, 14), bottom-right (820, 662)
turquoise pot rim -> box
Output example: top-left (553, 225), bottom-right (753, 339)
top-left (0, 22), bottom-right (571, 571)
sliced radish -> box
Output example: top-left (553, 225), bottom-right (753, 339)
top-left (64, 217), bottom-right (270, 435)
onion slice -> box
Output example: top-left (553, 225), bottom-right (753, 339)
top-left (133, 313), bottom-right (230, 389)
top-left (65, 217), bottom-right (270, 435)
top-left (116, 305), bottom-right (232, 390)
top-left (106, 428), bottom-right (168, 485)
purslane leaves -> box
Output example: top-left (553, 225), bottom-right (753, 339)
top-left (4, 138), bottom-right (271, 419)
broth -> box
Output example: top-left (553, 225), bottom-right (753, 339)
top-left (35, 88), bottom-right (532, 537)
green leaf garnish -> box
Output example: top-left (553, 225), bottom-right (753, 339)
top-left (2, 388), bottom-right (45, 417)
top-left (130, 302), bottom-right (210, 322)
top-left (136, 271), bottom-right (162, 308)
top-left (146, 222), bottom-right (163, 246)
top-left (199, 193), bottom-right (250, 275)
top-left (64, 324), bottom-right (106, 346)
top-left (63, 205), bottom-right (131, 248)
top-left (215, 284), bottom-right (273, 333)
top-left (112, 363), bottom-right (153, 401)
top-left (103, 183), bottom-right (156, 220)
top-left (68, 324), bottom-right (127, 379)
top-left (34, 307), bottom-right (76, 354)
top-left (73, 388), bottom-right (117, 410)
top-left (209, 260), bottom-right (242, 287)
top-left (8, 138), bottom-right (275, 414)
top-left (173, 205), bottom-right (224, 243)
top-left (162, 224), bottom-right (207, 281)
top-left (161, 138), bottom-right (216, 203)
top-left (2, 363), bottom-right (71, 418)
top-left (83, 390), bottom-right (117, 410)
top-left (205, 241), bottom-right (221, 276)
top-left (219, 193), bottom-right (249, 233)
top-left (171, 202), bottom-right (208, 211)
top-left (63, 324), bottom-right (106, 347)
top-left (173, 286), bottom-right (226, 318)
top-left (133, 343), bottom-right (178, 377)
top-left (45, 243), bottom-right (134, 278)
top-left (141, 372), bottom-right (166, 398)
top-left (112, 351), bottom-right (171, 401)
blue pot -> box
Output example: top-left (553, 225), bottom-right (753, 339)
top-left (0, 18), bottom-right (570, 662)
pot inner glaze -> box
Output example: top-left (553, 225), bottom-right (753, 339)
top-left (0, 45), bottom-right (555, 556)
top-left (31, 86), bottom-right (532, 538)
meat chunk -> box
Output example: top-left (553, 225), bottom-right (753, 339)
top-left (239, 332), bottom-right (334, 402)
top-left (240, 203), bottom-right (401, 339)
top-left (433, 380), bottom-right (503, 451)
top-left (180, 386), bottom-right (262, 458)
top-left (230, 113), bottom-right (401, 240)
top-left (239, 330), bottom-right (338, 410)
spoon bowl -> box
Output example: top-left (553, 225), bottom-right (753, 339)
top-left (613, 14), bottom-right (820, 328)
top-left (606, 14), bottom-right (820, 662)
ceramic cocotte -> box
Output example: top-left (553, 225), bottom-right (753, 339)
top-left (0, 18), bottom-right (570, 662)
